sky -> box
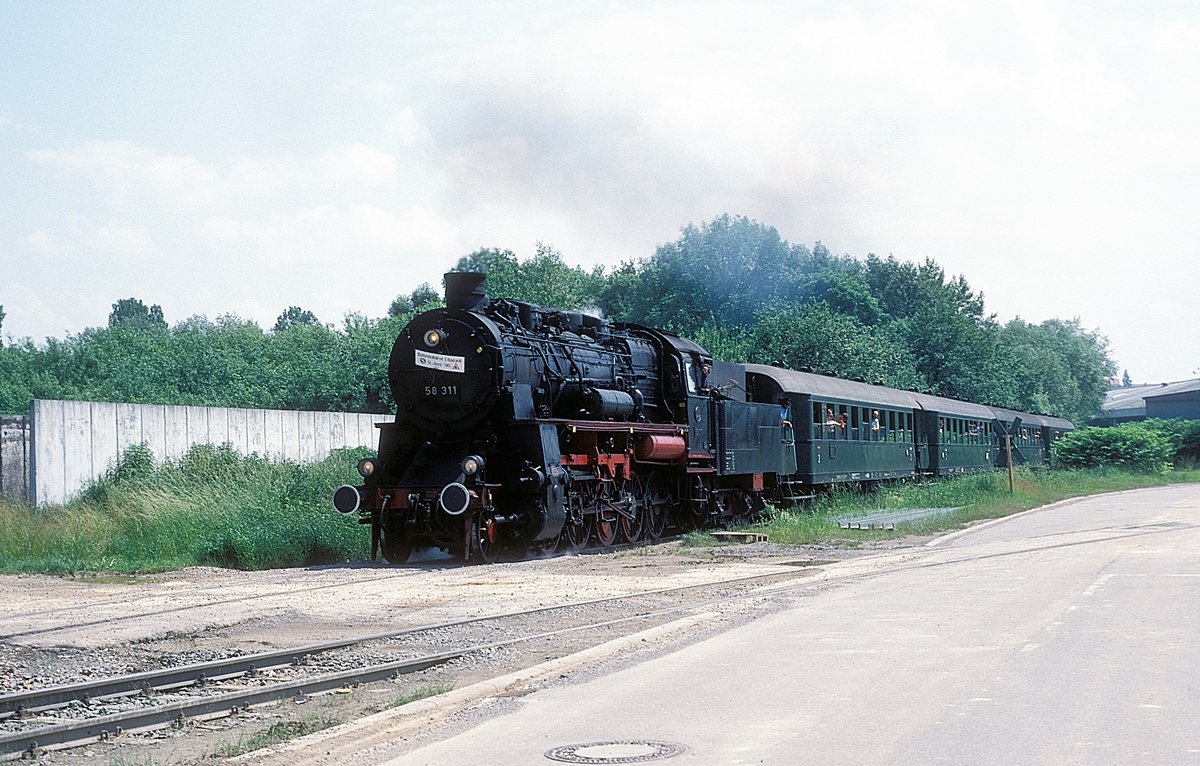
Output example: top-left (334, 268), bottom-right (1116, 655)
top-left (2, 0), bottom-right (1197, 384)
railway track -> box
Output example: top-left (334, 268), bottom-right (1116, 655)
top-left (0, 566), bottom-right (820, 759)
top-left (0, 537), bottom-right (682, 642)
top-left (7, 521), bottom-right (1190, 761)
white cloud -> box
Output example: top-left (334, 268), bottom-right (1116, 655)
top-left (23, 231), bottom-right (61, 255)
top-left (2, 284), bottom-right (77, 341)
top-left (384, 107), bottom-right (431, 147)
top-left (29, 140), bottom-right (219, 209)
top-left (206, 203), bottom-right (457, 265)
top-left (91, 223), bottom-right (156, 258)
top-left (318, 144), bottom-right (398, 186)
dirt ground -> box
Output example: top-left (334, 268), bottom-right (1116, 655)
top-left (0, 535), bottom-right (936, 764)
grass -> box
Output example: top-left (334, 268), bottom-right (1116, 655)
top-left (386, 684), bottom-right (454, 709)
top-left (3, 445), bottom-right (1197, 574)
top-left (0, 444), bottom-right (372, 574)
top-left (214, 714), bottom-right (344, 758)
top-left (212, 686), bottom-right (451, 759)
top-left (689, 467), bottom-right (1200, 548)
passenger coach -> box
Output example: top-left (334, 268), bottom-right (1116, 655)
top-left (745, 364), bottom-right (1073, 491)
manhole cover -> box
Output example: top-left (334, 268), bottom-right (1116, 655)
top-left (544, 740), bottom-right (687, 763)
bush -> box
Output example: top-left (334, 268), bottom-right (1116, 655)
top-left (1138, 419), bottom-right (1200, 466)
top-left (109, 443), bottom-right (156, 483)
top-left (1052, 424), bottom-right (1173, 473)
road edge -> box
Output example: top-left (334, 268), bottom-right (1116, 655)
top-left (925, 485), bottom-right (1184, 547)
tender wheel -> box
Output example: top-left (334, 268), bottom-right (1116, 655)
top-left (471, 513), bottom-right (502, 564)
top-left (379, 523), bottom-right (413, 564)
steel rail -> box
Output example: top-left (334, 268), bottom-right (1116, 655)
top-left (0, 567), bottom-right (813, 720)
top-left (2, 567), bottom-right (841, 760)
top-left (0, 652), bottom-right (454, 759)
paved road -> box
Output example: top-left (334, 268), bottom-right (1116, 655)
top-left (391, 485), bottom-right (1200, 765)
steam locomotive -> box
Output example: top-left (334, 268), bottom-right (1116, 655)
top-left (333, 273), bottom-right (1073, 563)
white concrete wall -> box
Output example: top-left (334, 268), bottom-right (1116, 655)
top-left (0, 414), bottom-right (30, 504)
top-left (30, 400), bottom-right (391, 506)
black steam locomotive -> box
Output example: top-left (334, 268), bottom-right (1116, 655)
top-left (333, 273), bottom-right (1072, 563)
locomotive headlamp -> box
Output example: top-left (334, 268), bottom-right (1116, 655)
top-left (357, 458), bottom-right (379, 478)
top-left (423, 329), bottom-right (443, 347)
top-left (461, 455), bottom-right (485, 476)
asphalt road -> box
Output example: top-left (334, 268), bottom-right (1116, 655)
top-left (390, 484), bottom-right (1200, 765)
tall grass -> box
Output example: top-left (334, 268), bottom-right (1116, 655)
top-left (751, 467), bottom-right (1200, 546)
top-left (3, 449), bottom-right (1197, 574)
top-left (0, 444), bottom-right (372, 574)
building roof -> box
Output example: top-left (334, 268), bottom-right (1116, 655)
top-left (1097, 378), bottom-right (1200, 419)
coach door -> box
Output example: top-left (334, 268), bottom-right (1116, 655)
top-left (915, 409), bottom-right (938, 475)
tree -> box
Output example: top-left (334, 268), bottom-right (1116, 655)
top-left (750, 302), bottom-right (926, 390)
top-left (604, 215), bottom-right (838, 331)
top-left (858, 255), bottom-right (1011, 404)
top-left (108, 298), bottom-right (166, 331)
top-left (272, 306), bottom-right (319, 333)
top-left (386, 295), bottom-right (412, 318)
top-left (1122, 369), bottom-right (1132, 387)
top-left (450, 245), bottom-right (602, 309)
top-left (0, 304), bottom-right (5, 335)
top-left (409, 284), bottom-right (442, 311)
top-left (451, 248), bottom-right (522, 298)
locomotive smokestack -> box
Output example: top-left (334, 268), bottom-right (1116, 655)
top-left (444, 272), bottom-right (489, 311)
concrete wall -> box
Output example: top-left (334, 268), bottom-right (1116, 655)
top-left (29, 400), bottom-right (391, 506)
top-left (0, 414), bottom-right (30, 505)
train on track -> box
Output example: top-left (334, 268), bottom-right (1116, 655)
top-left (333, 272), bottom-right (1074, 563)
